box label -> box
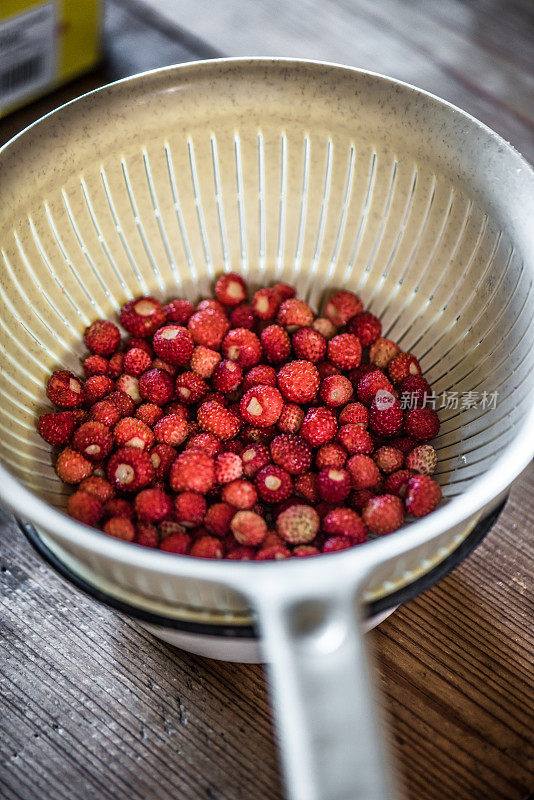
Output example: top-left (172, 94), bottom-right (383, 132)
top-left (0, 2), bottom-right (57, 113)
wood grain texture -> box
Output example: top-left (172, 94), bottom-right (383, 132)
top-left (0, 1), bottom-right (533, 799)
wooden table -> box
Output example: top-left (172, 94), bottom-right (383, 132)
top-left (0, 2), bottom-right (532, 798)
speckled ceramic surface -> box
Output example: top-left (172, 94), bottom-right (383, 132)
top-left (0, 57), bottom-right (533, 618)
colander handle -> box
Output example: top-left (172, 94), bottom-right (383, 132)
top-left (258, 588), bottom-right (398, 800)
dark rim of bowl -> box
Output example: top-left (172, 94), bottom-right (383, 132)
top-left (18, 498), bottom-right (505, 639)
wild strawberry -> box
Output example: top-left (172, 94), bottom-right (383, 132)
top-left (71, 408), bottom-right (88, 425)
top-left (79, 475), bottom-right (115, 504)
top-left (56, 447), bottom-right (93, 483)
top-left (188, 308), bottom-right (230, 349)
top-left (230, 303), bottom-right (255, 329)
top-left (107, 448), bottom-right (154, 492)
top-left (152, 414), bottom-right (188, 447)
top-left (46, 370), bottom-right (85, 408)
top-left (277, 298), bottom-right (314, 329)
top-left (135, 488), bottom-right (173, 523)
top-left (198, 298), bottom-right (226, 314)
top-left (84, 375), bottom-right (115, 405)
top-left (276, 504), bottom-right (319, 544)
top-left (102, 497), bottom-right (134, 520)
top-left (388, 353), bottom-right (422, 384)
top-left (255, 545), bottom-right (291, 560)
top-left (241, 443), bottom-right (270, 477)
top-left (374, 446), bottom-right (404, 474)
top-left (113, 417), bottom-right (154, 450)
top-left (277, 360), bottom-right (320, 403)
top-left (205, 503), bottom-right (235, 537)
top-left (300, 407), bottom-right (337, 446)
top-left (384, 469), bottom-right (415, 498)
top-left (292, 328), bottom-right (326, 363)
top-left (294, 472), bottom-right (319, 503)
top-left (222, 328), bottom-right (262, 368)
top-left (256, 464), bottom-right (293, 503)
top-left (243, 425), bottom-right (277, 444)
top-left (328, 333), bottom-right (362, 371)
top-left (273, 282), bottom-right (296, 301)
top-left (347, 454), bottom-right (381, 489)
top-left (348, 488), bottom-right (376, 512)
top-left (160, 531), bottom-right (191, 554)
top-left (115, 374), bottom-right (141, 404)
top-left (215, 452), bottom-right (243, 484)
top-left (324, 290), bottom-right (363, 326)
top-left (316, 442), bottom-right (347, 470)
top-left (150, 358), bottom-right (177, 377)
top-left (83, 354), bottom-right (109, 377)
top-left (152, 325), bottom-right (193, 366)
top-left (337, 424), bottom-right (373, 455)
top-left (138, 368), bottom-right (174, 406)
top-left (120, 296), bottom-right (166, 338)
top-left (239, 385), bottom-right (284, 427)
top-left (185, 432), bottom-right (222, 457)
top-left (369, 391), bottom-right (403, 436)
top-left (158, 519), bottom-right (184, 538)
top-left (260, 324), bottom-right (291, 363)
top-left (323, 535), bottom-right (355, 553)
top-left (103, 517), bottom-right (136, 541)
top-left (275, 403), bottom-right (303, 434)
top-left (405, 475), bottom-right (442, 517)
top-left (212, 360), bottom-right (243, 393)
top-left (190, 536), bottom-right (224, 559)
top-left (293, 545), bottom-right (320, 557)
top-left (165, 298), bottom-right (195, 324)
top-left (242, 368), bottom-right (275, 395)
top-left (405, 444), bottom-right (437, 475)
top-left (170, 450), bottom-right (215, 493)
top-left (369, 337), bottom-right (401, 368)
top-left (312, 317), bottom-right (337, 340)
top-left (37, 411), bottom-right (76, 446)
top-left (405, 408), bottom-right (440, 441)
top-left (357, 370), bottom-right (393, 406)
top-left (231, 510), bottom-right (267, 546)
top-left (135, 403), bottom-right (164, 428)
top-left (174, 372), bottom-right (207, 405)
top-left (106, 390), bottom-right (135, 418)
top-left (316, 468), bottom-right (352, 503)
top-left (190, 345), bottom-right (221, 378)
top-left (399, 375), bottom-right (432, 409)
top-left (222, 479), bottom-right (258, 509)
top-left (319, 375), bottom-right (353, 407)
top-left (227, 546), bottom-right (256, 560)
top-left (197, 400), bottom-right (241, 440)
top-left (122, 348), bottom-right (150, 377)
top-left (108, 352), bottom-right (124, 379)
top-left (215, 272), bottom-right (247, 306)
top-left (317, 361), bottom-right (341, 379)
top-left (347, 312), bottom-right (382, 347)
top-left (84, 319), bottom-right (121, 357)
top-left (339, 402), bottom-right (369, 427)
top-left (270, 434), bottom-right (312, 475)
top-left (135, 523), bottom-right (160, 548)
top-left (322, 507), bottom-right (367, 543)
top-left (362, 494), bottom-right (405, 535)
top-left (71, 421), bottom-right (113, 462)
top-left (252, 288), bottom-right (281, 319)
top-left (126, 337), bottom-right (153, 356)
top-left (67, 491), bottom-right (103, 526)
top-left (390, 435), bottom-right (418, 454)
top-left (174, 492), bottom-right (207, 527)
top-left (149, 443), bottom-right (177, 481)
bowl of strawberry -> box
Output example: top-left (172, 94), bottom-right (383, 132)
top-left (1, 59), bottom-right (533, 800)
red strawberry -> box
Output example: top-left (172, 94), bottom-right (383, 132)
top-left (316, 442), bottom-right (348, 470)
top-left (230, 303), bottom-right (255, 329)
top-left (107, 448), bottom-right (154, 492)
top-left (276, 504), bottom-right (319, 544)
top-left (339, 402), bottom-right (369, 427)
top-left (240, 443), bottom-right (271, 477)
top-left (197, 400), bottom-right (241, 440)
top-left (212, 360), bottom-right (243, 393)
top-left (190, 345), bottom-right (222, 378)
top-left (37, 411), bottom-right (76, 446)
top-left (222, 328), bottom-right (262, 368)
top-left (243, 364), bottom-right (278, 390)
top-left (103, 517), bottom-right (136, 541)
top-left (174, 491), bottom-right (207, 527)
top-left (188, 308), bottom-right (230, 349)
top-left (164, 298), bottom-right (195, 324)
top-left (215, 272), bottom-right (247, 306)
top-left (123, 347), bottom-right (152, 377)
top-left (324, 290), bottom-right (363, 326)
top-left (277, 360), bottom-right (320, 403)
top-left (322, 536), bottom-right (353, 553)
top-left (316, 468), bottom-right (352, 502)
top-left (84, 319), bottom-right (121, 356)
top-left (135, 403), bottom-right (164, 428)
top-left (384, 469), bottom-right (415, 498)
top-left (255, 464), bottom-right (293, 503)
top-left (205, 503), bottom-right (235, 537)
top-left (113, 417), bottom-right (154, 451)
top-left (135, 488), bottom-right (173, 523)
top-left (294, 472), bottom-right (319, 503)
top-left (231, 510), bottom-right (267, 546)
top-left (292, 328), bottom-right (326, 363)
top-left (46, 370), bottom-right (85, 408)
top-left (270, 434), bottom-right (312, 475)
top-left (312, 317), bottom-right (337, 340)
top-left (347, 312), bottom-right (382, 347)
top-left (120, 296), bottom-right (166, 338)
top-left (215, 452), bottom-right (243, 484)
top-left (149, 443), bottom-right (177, 481)
top-left (373, 446), bottom-right (404, 474)
top-left (277, 298), bottom-right (314, 329)
top-left (252, 287), bottom-right (281, 319)
top-left (175, 371), bottom-right (208, 404)
top-left (240, 385), bottom-right (284, 427)
top-left (406, 444), bottom-right (437, 475)
top-left (169, 450), bottom-right (215, 494)
top-left (67, 491), bottom-right (103, 526)
top-left (83, 354), bottom-right (109, 377)
top-left (337, 424), bottom-right (374, 455)
top-left (260, 324), bottom-right (291, 363)
top-left (405, 475), bottom-right (442, 517)
top-left (404, 408), bottom-right (440, 441)
top-left (190, 536), bottom-right (224, 559)
top-left (362, 494), bottom-right (405, 535)
top-left (222, 479), bottom-right (258, 509)
top-left (347, 454), bottom-right (381, 489)
top-left (85, 375), bottom-right (115, 405)
top-left (160, 531), bottom-right (192, 554)
top-left (357, 370), bottom-right (393, 406)
top-left (369, 337), bottom-right (401, 368)
top-left (138, 368), bottom-right (174, 406)
top-left (388, 353), bottom-right (422, 384)
top-left (322, 507), bottom-right (367, 544)
top-left (369, 391), bottom-right (403, 436)
top-left (300, 407), bottom-right (338, 446)
top-left (319, 375), bottom-right (353, 407)
top-left (72, 421), bottom-right (113, 462)
top-left (152, 325), bottom-right (194, 366)
top-left (153, 414), bottom-right (188, 447)
top-left (399, 374), bottom-right (432, 409)
top-left (277, 403), bottom-right (305, 433)
top-left (327, 333), bottom-right (362, 371)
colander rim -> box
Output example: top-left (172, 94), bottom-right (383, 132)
top-left (0, 57), bottom-right (533, 591)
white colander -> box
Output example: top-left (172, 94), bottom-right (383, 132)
top-left (0, 59), bottom-right (533, 800)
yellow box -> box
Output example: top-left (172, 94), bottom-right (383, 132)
top-left (0, 0), bottom-right (100, 117)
